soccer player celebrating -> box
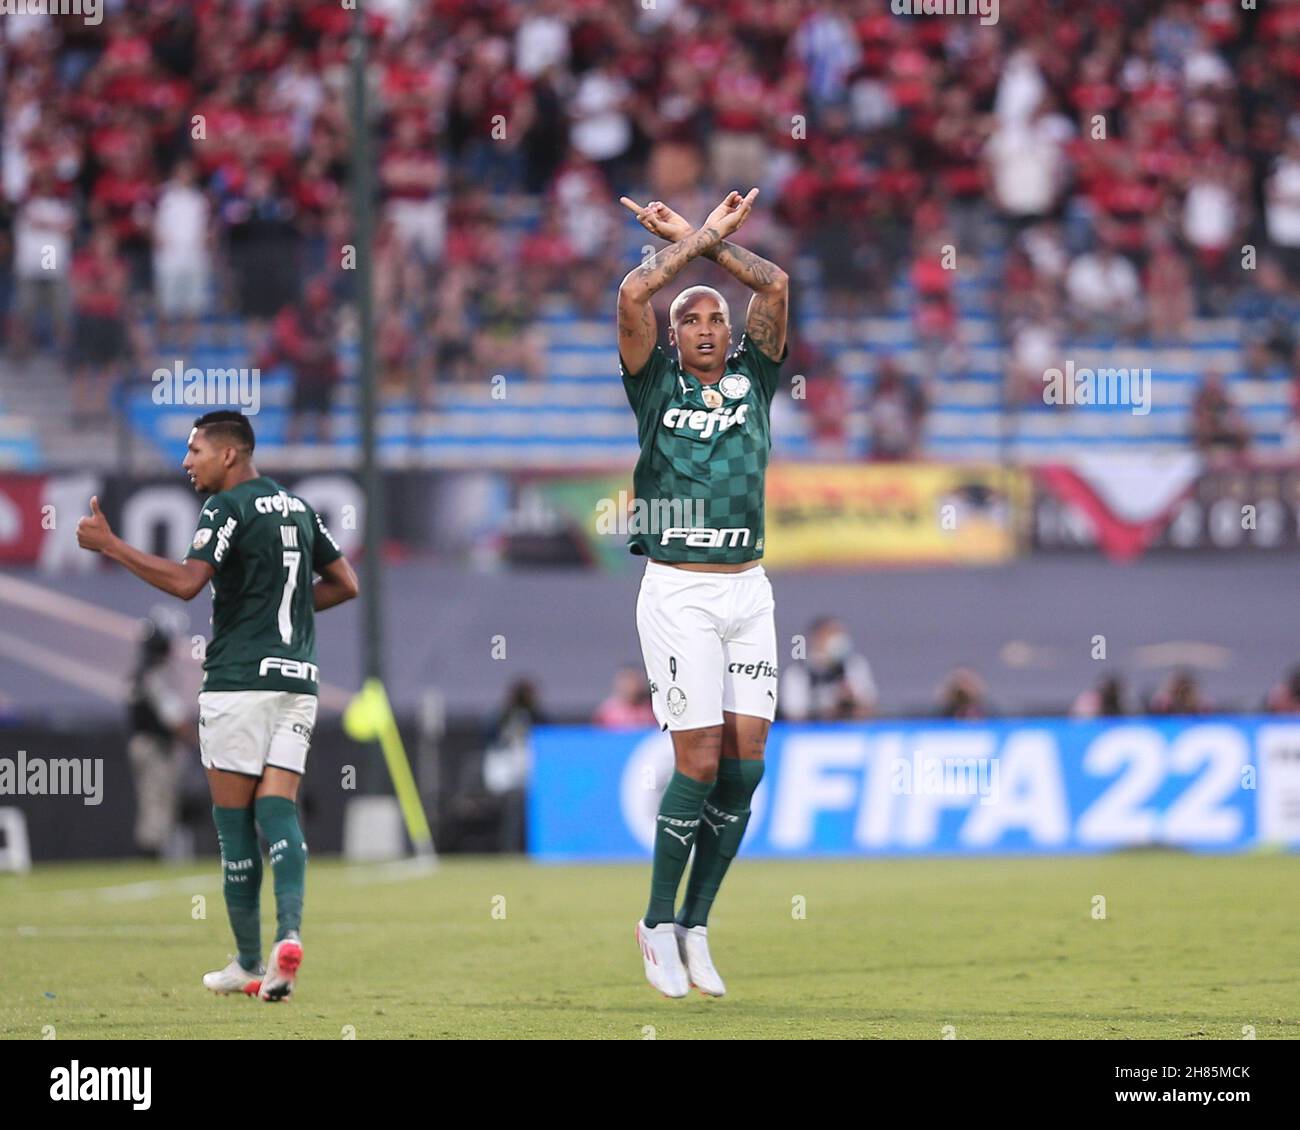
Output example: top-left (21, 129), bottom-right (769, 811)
top-left (617, 190), bottom-right (788, 997)
top-left (76, 410), bottom-right (358, 1002)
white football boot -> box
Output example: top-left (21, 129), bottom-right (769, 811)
top-left (258, 933), bottom-right (303, 1002)
top-left (675, 924), bottom-right (726, 997)
top-left (202, 958), bottom-right (262, 996)
top-left (635, 920), bottom-right (690, 998)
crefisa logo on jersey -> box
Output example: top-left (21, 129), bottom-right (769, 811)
top-left (213, 516), bottom-right (238, 563)
top-left (662, 404), bottom-right (749, 440)
top-left (254, 490), bottom-right (307, 515)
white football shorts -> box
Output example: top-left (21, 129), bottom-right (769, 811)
top-left (197, 690), bottom-right (318, 776)
top-left (636, 560), bottom-right (778, 731)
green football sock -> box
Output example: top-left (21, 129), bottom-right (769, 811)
top-left (645, 771), bottom-right (714, 927)
top-left (255, 796), bottom-right (307, 942)
top-left (677, 758), bottom-right (764, 928)
top-left (212, 805), bottom-right (263, 971)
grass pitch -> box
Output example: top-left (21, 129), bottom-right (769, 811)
top-left (2, 852), bottom-right (1297, 1039)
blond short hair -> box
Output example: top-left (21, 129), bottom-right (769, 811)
top-left (669, 285), bottom-right (730, 328)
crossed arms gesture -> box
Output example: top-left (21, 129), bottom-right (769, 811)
top-left (616, 189), bottom-right (789, 375)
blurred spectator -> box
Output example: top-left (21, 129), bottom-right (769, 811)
top-left (1006, 289), bottom-right (1064, 406)
top-left (708, 45), bottom-right (769, 188)
top-left (1264, 138), bottom-right (1300, 280)
top-left (866, 356), bottom-right (927, 460)
top-left (432, 266), bottom-right (475, 386)
top-left (984, 98), bottom-right (1071, 242)
top-left (153, 161), bottom-right (212, 342)
top-left (482, 677), bottom-right (546, 851)
top-left (9, 170), bottom-right (74, 357)
top-left (1191, 369), bottom-right (1249, 456)
top-left (1064, 243), bottom-right (1144, 339)
top-left (260, 277), bottom-right (340, 444)
top-left (380, 115), bottom-right (447, 263)
top-left (1148, 668), bottom-right (1210, 715)
top-left (1241, 339), bottom-right (1288, 383)
top-left (127, 618), bottom-right (190, 860)
top-left (1235, 259), bottom-right (1298, 364)
top-left (787, 340), bottom-right (851, 459)
top-left (593, 666), bottom-right (656, 729)
top-left (1144, 232), bottom-right (1194, 343)
top-left (780, 618), bottom-right (878, 722)
top-left (1264, 665), bottom-right (1300, 714)
top-left (936, 668), bottom-right (987, 720)
top-left (473, 277), bottom-right (546, 382)
top-left (1181, 150), bottom-right (1244, 315)
top-left (515, 0), bottom-right (571, 79)
top-left (377, 307), bottom-right (417, 401)
top-left (70, 229), bottom-right (130, 424)
top-left (567, 51), bottom-right (633, 188)
top-left (224, 169), bottom-right (301, 325)
top-left (1071, 674), bottom-right (1129, 718)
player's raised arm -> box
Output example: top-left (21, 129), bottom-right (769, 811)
top-left (703, 238), bottom-right (788, 362)
top-left (627, 190), bottom-right (789, 361)
top-left (77, 496), bottom-right (214, 600)
top-left (616, 192), bottom-right (754, 374)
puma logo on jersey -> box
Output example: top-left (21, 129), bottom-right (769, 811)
top-left (662, 403), bottom-right (749, 440)
top-left (660, 526), bottom-right (751, 549)
top-left (202, 507), bottom-right (219, 520)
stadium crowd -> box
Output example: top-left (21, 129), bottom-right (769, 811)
top-left (0, 0), bottom-right (1297, 443)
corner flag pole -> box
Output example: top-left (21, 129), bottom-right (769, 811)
top-left (348, 5), bottom-right (381, 689)
top-left (346, 6), bottom-right (433, 859)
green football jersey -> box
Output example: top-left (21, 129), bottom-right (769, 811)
top-left (621, 333), bottom-right (787, 564)
top-left (185, 475), bottom-right (343, 694)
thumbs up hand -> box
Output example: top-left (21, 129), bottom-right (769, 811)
top-left (76, 495), bottom-right (115, 553)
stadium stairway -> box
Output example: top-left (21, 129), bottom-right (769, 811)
top-left (98, 307), bottom-right (1285, 470)
top-left (0, 356), bottom-right (69, 470)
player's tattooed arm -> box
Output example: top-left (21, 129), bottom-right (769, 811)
top-left (617, 226), bottom-right (721, 372)
top-left (702, 241), bottom-right (784, 292)
top-left (742, 283), bottom-right (788, 362)
top-left (703, 239), bottom-right (788, 358)
top-left (624, 192), bottom-right (788, 360)
top-left (617, 190), bottom-right (760, 372)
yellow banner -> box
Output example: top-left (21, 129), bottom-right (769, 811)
top-left (762, 464), bottom-right (1028, 568)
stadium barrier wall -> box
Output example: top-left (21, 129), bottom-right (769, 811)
top-left (0, 721), bottom-right (518, 861)
top-left (11, 461), bottom-right (1300, 572)
top-left (527, 716), bottom-right (1300, 860)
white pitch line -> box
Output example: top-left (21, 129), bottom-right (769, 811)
top-left (53, 873), bottom-right (219, 904)
top-left (15, 922), bottom-right (371, 939)
top-left (344, 857), bottom-right (439, 883)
